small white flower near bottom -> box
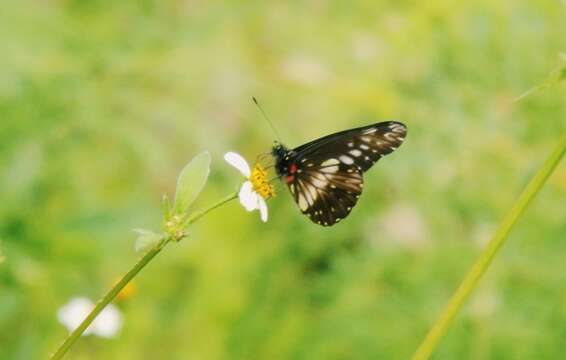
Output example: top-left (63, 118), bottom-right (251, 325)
top-left (224, 152), bottom-right (274, 222)
top-left (57, 297), bottom-right (122, 338)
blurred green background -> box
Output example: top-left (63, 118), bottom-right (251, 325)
top-left (1, 1), bottom-right (565, 359)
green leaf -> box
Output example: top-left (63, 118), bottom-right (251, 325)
top-left (133, 229), bottom-right (163, 253)
top-left (174, 151), bottom-right (211, 215)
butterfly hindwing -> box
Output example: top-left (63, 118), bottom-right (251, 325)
top-left (290, 160), bottom-right (362, 225)
top-left (273, 121), bottom-right (406, 226)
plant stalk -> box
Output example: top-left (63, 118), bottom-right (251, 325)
top-left (50, 192), bottom-right (238, 360)
top-left (412, 133), bottom-right (566, 360)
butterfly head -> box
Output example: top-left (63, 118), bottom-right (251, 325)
top-left (271, 143), bottom-right (295, 180)
top-left (271, 142), bottom-right (287, 159)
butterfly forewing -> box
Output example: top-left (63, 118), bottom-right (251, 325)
top-left (274, 121), bottom-right (407, 226)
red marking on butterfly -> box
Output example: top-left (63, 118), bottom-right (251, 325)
top-left (286, 163), bottom-right (298, 184)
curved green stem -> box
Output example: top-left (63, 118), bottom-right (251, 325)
top-left (412, 133), bottom-right (566, 360)
top-left (50, 192), bottom-right (238, 360)
top-left (50, 237), bottom-right (170, 360)
top-left (184, 192), bottom-right (238, 226)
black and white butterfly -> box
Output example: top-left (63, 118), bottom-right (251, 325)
top-left (272, 121), bottom-right (407, 226)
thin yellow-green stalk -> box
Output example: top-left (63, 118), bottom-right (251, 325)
top-left (412, 134), bottom-right (566, 360)
top-left (50, 192), bottom-right (238, 360)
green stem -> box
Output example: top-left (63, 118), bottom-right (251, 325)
top-left (50, 192), bottom-right (238, 360)
top-left (412, 133), bottom-right (566, 360)
top-left (50, 237), bottom-right (169, 360)
top-left (184, 192), bottom-right (238, 226)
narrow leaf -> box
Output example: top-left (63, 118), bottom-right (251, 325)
top-left (174, 151), bottom-right (211, 214)
top-left (133, 229), bottom-right (163, 253)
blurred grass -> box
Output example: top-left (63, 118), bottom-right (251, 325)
top-left (1, 1), bottom-right (565, 359)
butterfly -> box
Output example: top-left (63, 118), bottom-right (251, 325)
top-left (272, 121), bottom-right (407, 226)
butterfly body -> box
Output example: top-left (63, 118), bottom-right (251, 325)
top-left (272, 121), bottom-right (407, 226)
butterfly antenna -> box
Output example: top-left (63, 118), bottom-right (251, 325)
top-left (253, 97), bottom-right (283, 143)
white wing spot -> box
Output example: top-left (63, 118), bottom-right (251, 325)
top-left (364, 156), bottom-right (370, 160)
top-left (321, 158), bottom-right (340, 166)
top-left (390, 124), bottom-right (405, 133)
top-left (385, 133), bottom-right (397, 141)
top-left (298, 195), bottom-right (308, 211)
top-left (363, 128), bottom-right (377, 135)
top-left (311, 178), bottom-right (328, 188)
top-left (360, 144), bottom-right (369, 150)
top-left (311, 172), bottom-right (327, 181)
top-left (349, 149), bottom-right (362, 157)
top-left (361, 136), bottom-right (372, 143)
top-left (305, 185), bottom-right (318, 203)
top-left (339, 155), bottom-right (354, 165)
top-left (348, 142), bottom-right (354, 147)
top-left (321, 165), bottom-right (339, 173)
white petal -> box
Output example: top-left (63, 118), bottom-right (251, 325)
top-left (57, 297), bottom-right (95, 335)
top-left (92, 304), bottom-right (122, 338)
top-left (258, 197), bottom-right (268, 222)
top-left (224, 152), bottom-right (251, 177)
top-left (239, 181), bottom-right (259, 211)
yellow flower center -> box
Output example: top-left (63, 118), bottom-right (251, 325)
top-left (250, 164), bottom-right (275, 199)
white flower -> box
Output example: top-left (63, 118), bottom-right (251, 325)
top-left (57, 297), bottom-right (122, 338)
top-left (224, 152), bottom-right (274, 222)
